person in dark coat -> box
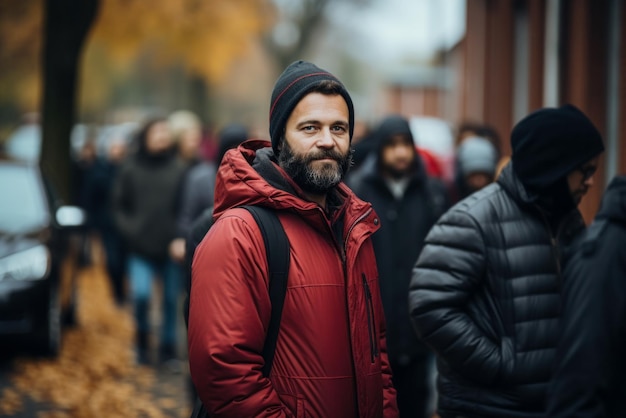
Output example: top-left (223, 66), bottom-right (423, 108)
top-left (82, 134), bottom-right (129, 305)
top-left (112, 116), bottom-right (187, 365)
top-left (408, 104), bottom-right (605, 418)
top-left (348, 114), bottom-right (449, 418)
top-left (546, 175), bottom-right (626, 418)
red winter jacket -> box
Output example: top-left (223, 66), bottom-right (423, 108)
top-left (188, 140), bottom-right (398, 418)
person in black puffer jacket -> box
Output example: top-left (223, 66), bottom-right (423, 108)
top-left (408, 104), bottom-right (605, 418)
top-left (348, 115), bottom-right (450, 418)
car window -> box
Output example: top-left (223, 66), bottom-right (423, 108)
top-left (0, 164), bottom-right (49, 234)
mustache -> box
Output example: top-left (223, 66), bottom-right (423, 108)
top-left (304, 150), bottom-right (345, 163)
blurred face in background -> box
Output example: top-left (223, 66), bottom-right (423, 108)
top-left (381, 135), bottom-right (415, 179)
top-left (145, 121), bottom-right (173, 155)
top-left (177, 125), bottom-right (202, 161)
top-left (107, 138), bottom-right (127, 163)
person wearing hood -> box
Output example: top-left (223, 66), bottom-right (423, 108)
top-left (547, 175), bottom-right (626, 418)
top-left (347, 114), bottom-right (449, 418)
top-left (111, 116), bottom-right (187, 365)
top-left (408, 104), bottom-right (604, 418)
top-left (187, 61), bottom-right (398, 417)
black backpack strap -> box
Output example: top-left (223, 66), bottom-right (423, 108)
top-left (189, 205), bottom-right (290, 418)
top-left (242, 205), bottom-right (290, 377)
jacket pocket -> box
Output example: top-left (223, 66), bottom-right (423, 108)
top-left (362, 273), bottom-right (379, 363)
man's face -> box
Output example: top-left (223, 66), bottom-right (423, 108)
top-left (567, 156), bottom-right (599, 205)
top-left (381, 135), bottom-right (415, 179)
top-left (278, 92), bottom-right (352, 194)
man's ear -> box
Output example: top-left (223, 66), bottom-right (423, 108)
top-left (278, 134), bottom-right (286, 152)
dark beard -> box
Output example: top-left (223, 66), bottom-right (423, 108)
top-left (278, 141), bottom-right (353, 195)
top-left (383, 165), bottom-right (412, 180)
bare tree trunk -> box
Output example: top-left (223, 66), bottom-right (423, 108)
top-left (40, 0), bottom-right (99, 203)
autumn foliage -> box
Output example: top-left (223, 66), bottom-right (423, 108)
top-left (91, 0), bottom-right (274, 83)
top-left (0, 0), bottom-right (275, 113)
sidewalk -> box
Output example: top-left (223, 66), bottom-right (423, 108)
top-left (0, 239), bottom-right (192, 418)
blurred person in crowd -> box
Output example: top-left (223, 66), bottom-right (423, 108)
top-left (81, 131), bottom-right (129, 306)
top-left (179, 122), bottom-right (249, 409)
top-left (167, 110), bottom-right (205, 265)
top-left (173, 123), bottom-right (249, 260)
top-left (169, 110), bottom-right (204, 168)
top-left (187, 60), bottom-right (398, 417)
top-left (352, 122), bottom-right (445, 182)
top-left (454, 121), bottom-right (502, 155)
top-left (348, 114), bottom-right (449, 418)
top-left (547, 175), bottom-right (626, 418)
top-left (112, 116), bottom-right (186, 365)
top-left (72, 135), bottom-right (99, 266)
top-left (409, 104), bottom-right (604, 418)
top-left (453, 121), bottom-right (504, 193)
top-left (179, 122), bottom-right (249, 302)
top-left (452, 136), bottom-right (499, 201)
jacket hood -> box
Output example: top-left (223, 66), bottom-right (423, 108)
top-left (510, 104), bottom-right (604, 191)
top-left (212, 139), bottom-right (370, 221)
top-left (498, 161), bottom-right (576, 213)
top-left (497, 162), bottom-right (537, 205)
top-left (373, 115), bottom-right (425, 181)
top-left (596, 175), bottom-right (626, 224)
top-left (498, 162), bottom-right (585, 237)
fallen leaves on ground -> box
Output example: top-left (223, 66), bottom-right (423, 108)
top-left (0, 241), bottom-right (191, 418)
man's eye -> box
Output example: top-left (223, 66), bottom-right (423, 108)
top-left (332, 125), bottom-right (347, 132)
top-left (303, 126), bottom-right (316, 131)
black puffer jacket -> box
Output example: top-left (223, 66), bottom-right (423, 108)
top-left (408, 163), bottom-right (585, 418)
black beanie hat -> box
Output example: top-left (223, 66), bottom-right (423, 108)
top-left (269, 60), bottom-right (354, 156)
top-left (511, 104), bottom-right (604, 190)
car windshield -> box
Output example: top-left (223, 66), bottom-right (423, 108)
top-left (0, 163), bottom-right (49, 234)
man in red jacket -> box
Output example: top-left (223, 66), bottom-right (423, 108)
top-left (187, 60), bottom-right (399, 417)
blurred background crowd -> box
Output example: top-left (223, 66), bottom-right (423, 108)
top-left (0, 0), bottom-right (625, 416)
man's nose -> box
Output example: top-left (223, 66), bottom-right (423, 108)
top-left (317, 128), bottom-right (334, 147)
top-left (584, 175), bottom-right (595, 187)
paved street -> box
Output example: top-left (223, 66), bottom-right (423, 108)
top-left (0, 241), bottom-right (193, 418)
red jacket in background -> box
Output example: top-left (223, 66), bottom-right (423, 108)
top-left (417, 147), bottom-right (444, 179)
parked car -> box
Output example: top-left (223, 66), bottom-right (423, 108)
top-left (0, 157), bottom-right (87, 357)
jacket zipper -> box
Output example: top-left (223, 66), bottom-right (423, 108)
top-left (362, 273), bottom-right (378, 363)
top-left (343, 208), bottom-right (373, 252)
